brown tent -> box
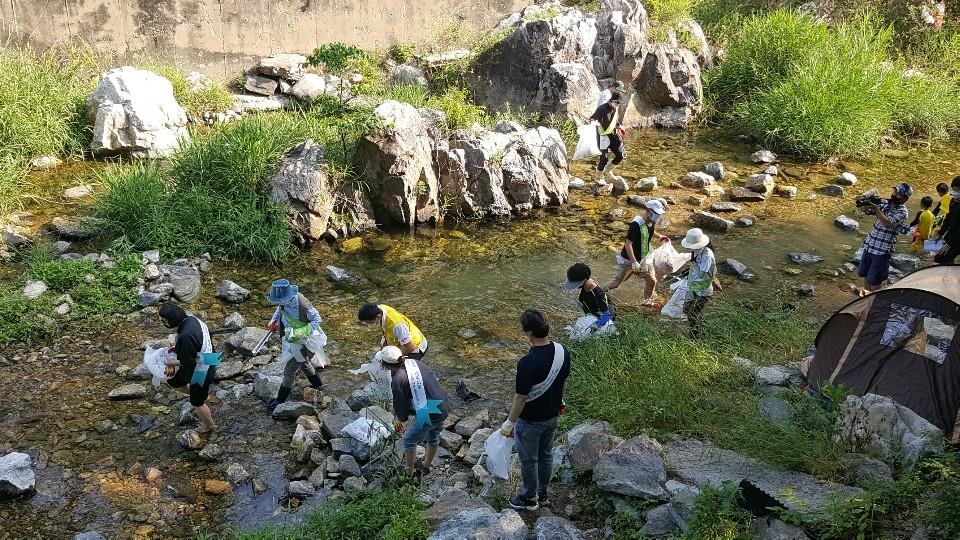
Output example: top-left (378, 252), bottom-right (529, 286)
top-left (807, 265), bottom-right (960, 440)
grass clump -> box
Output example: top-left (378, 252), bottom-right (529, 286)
top-left (134, 56), bottom-right (233, 117)
top-left (0, 156), bottom-right (29, 214)
top-left (235, 485), bottom-right (429, 540)
top-left (683, 482), bottom-right (755, 539)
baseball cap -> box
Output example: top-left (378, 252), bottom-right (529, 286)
top-left (562, 263), bottom-right (590, 291)
top-left (375, 346), bottom-right (404, 365)
top-left (643, 199), bottom-right (666, 215)
top-left (893, 182), bottom-right (913, 198)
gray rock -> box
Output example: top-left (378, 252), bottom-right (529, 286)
top-left (143, 263), bottom-right (161, 281)
top-left (253, 373), bottom-right (282, 400)
top-left (692, 211), bottom-right (734, 233)
top-left (268, 140), bottom-right (339, 244)
top-left (890, 254), bottom-right (921, 272)
top-left (776, 185), bottom-right (798, 198)
top-left (835, 393), bottom-right (943, 466)
top-left (641, 504), bottom-right (678, 537)
top-left (821, 184), bottom-right (845, 197)
top-left (3, 226), bottom-right (30, 248)
top-left (533, 516), bottom-right (583, 539)
top-left (594, 435), bottom-right (667, 498)
top-left (213, 360), bottom-right (244, 381)
top-left (50, 216), bottom-right (95, 240)
top-left (464, 428), bottom-right (493, 465)
top-left (29, 154), bottom-right (62, 169)
top-left (73, 533), bottom-right (106, 540)
top-left (0, 452), bottom-right (35, 498)
top-left (176, 429), bottom-right (204, 450)
top-left (52, 240), bottom-right (72, 255)
top-left (759, 397), bottom-right (793, 426)
top-left (440, 430), bottom-right (465, 452)
top-left (338, 455), bottom-right (362, 477)
top-left (533, 62), bottom-right (600, 124)
top-left (841, 262), bottom-right (857, 273)
top-left (721, 259), bottom-right (755, 282)
top-left (610, 176), bottom-right (630, 196)
top-left (257, 53), bottom-right (307, 79)
top-left (745, 173), bottom-right (775, 194)
top-left (764, 165), bottom-right (780, 176)
top-left (842, 453), bottom-right (894, 485)
top-left (425, 489), bottom-right (493, 529)
top-left (388, 64), bottom-right (428, 87)
top-left (244, 73), bottom-right (279, 95)
top-left (326, 265), bottom-right (360, 285)
top-left (288, 480), bottom-right (315, 497)
top-left (142, 250), bottom-right (160, 264)
top-left (223, 312), bottom-right (245, 330)
top-left (454, 416), bottom-right (484, 438)
top-left (158, 265), bottom-right (200, 302)
top-left (273, 401), bottom-right (317, 420)
top-left (568, 178), bottom-right (586, 190)
top-left (729, 187), bottom-right (766, 202)
top-left (148, 282), bottom-right (175, 300)
top-left (215, 280), bottom-right (250, 303)
top-left (126, 362), bottom-right (152, 381)
top-left (834, 215), bottom-right (860, 231)
top-left (428, 507), bottom-right (527, 540)
top-left (751, 150), bottom-right (777, 163)
top-left (566, 421), bottom-right (624, 471)
top-left (227, 327), bottom-right (271, 356)
top-left (107, 383), bottom-right (147, 400)
top-left (796, 284), bottom-right (816, 297)
top-left (835, 172), bottom-right (858, 186)
top-left (308, 462), bottom-right (326, 488)
top-left (491, 120), bottom-right (525, 134)
top-left (680, 172), bottom-right (715, 189)
top-left (709, 202), bottom-right (742, 213)
top-left (635, 177), bottom-right (658, 192)
top-left (668, 490), bottom-right (697, 531)
top-left (735, 217), bottom-right (754, 229)
top-left (663, 438), bottom-right (862, 512)
top-left (755, 365), bottom-right (804, 387)
top-left (322, 410), bottom-right (360, 439)
top-left (703, 161), bottom-right (725, 180)
top-left (290, 73), bottom-right (327, 101)
top-left (788, 252), bottom-right (824, 265)
top-left (342, 476), bottom-right (367, 492)
top-left (63, 185), bottom-right (93, 199)
top-left (752, 516), bottom-right (811, 539)
top-left (198, 443), bottom-right (223, 461)
top-left (226, 463), bottom-right (251, 484)
top-left (21, 280), bottom-right (47, 300)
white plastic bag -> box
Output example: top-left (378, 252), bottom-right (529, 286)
top-left (280, 329), bottom-right (329, 368)
top-left (349, 355), bottom-right (393, 399)
top-left (573, 123), bottom-right (601, 161)
top-left (642, 243), bottom-right (691, 281)
top-left (569, 315), bottom-right (617, 341)
top-left (484, 431), bottom-right (514, 479)
top-left (660, 280), bottom-right (688, 321)
top-left (142, 346), bottom-right (171, 386)
top-left (341, 416), bottom-right (391, 447)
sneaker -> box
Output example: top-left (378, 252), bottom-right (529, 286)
top-left (537, 494), bottom-right (551, 508)
top-left (508, 495), bottom-right (539, 511)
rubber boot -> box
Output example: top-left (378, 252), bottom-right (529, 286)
top-left (268, 386), bottom-right (292, 412)
top-left (306, 372), bottom-right (324, 391)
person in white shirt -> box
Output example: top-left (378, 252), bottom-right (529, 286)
top-left (597, 80), bottom-right (626, 108)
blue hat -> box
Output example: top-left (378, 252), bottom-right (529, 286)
top-left (894, 182), bottom-right (914, 198)
top-left (267, 279), bottom-right (298, 304)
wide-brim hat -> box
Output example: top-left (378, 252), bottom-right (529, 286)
top-left (643, 199), bottom-right (666, 215)
top-left (375, 346), bottom-right (404, 365)
top-left (562, 278), bottom-right (586, 291)
top-left (681, 228), bottom-right (710, 250)
top-left (267, 278), bottom-right (298, 304)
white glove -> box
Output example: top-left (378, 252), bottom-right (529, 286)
top-left (631, 261), bottom-right (642, 272)
top-left (500, 420), bottom-right (515, 437)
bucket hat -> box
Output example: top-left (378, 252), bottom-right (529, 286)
top-left (267, 278), bottom-right (298, 304)
top-left (681, 228), bottom-right (710, 250)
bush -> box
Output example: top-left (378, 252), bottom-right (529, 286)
top-left (388, 42), bottom-right (416, 64)
top-left (647, 0), bottom-right (700, 25)
top-left (684, 483), bottom-right (755, 540)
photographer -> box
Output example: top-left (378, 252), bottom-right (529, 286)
top-left (857, 183), bottom-right (913, 296)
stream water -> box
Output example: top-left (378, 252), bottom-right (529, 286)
top-left (1, 130), bottom-right (958, 538)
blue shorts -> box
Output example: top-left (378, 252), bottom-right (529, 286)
top-left (858, 251), bottom-right (891, 286)
top-left (402, 415), bottom-right (446, 452)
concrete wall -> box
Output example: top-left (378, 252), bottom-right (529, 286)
top-left (1, 0), bottom-right (524, 77)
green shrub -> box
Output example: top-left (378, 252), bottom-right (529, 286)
top-left (307, 42), bottom-right (383, 95)
top-left (683, 483), bottom-right (755, 540)
top-left (388, 42), bottom-right (416, 64)
top-left (647, 0), bottom-right (699, 25)
top-left (426, 87), bottom-right (488, 130)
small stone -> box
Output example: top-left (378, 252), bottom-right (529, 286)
top-left (688, 194), bottom-right (707, 206)
top-left (775, 185), bottom-right (798, 198)
top-left (836, 172), bottom-right (858, 186)
top-left (338, 455), bottom-right (362, 478)
top-left (692, 211), bottom-right (734, 233)
top-left (288, 480), bottom-right (315, 497)
top-left (440, 430), bottom-right (464, 452)
top-left (226, 463), bottom-right (251, 484)
top-left (610, 176), bottom-right (630, 196)
top-left (834, 215), bottom-right (860, 232)
top-left (63, 185), bottom-right (94, 199)
top-left (252, 478), bottom-right (268, 494)
top-left (215, 280), bottom-right (250, 303)
top-left (458, 328), bottom-right (477, 339)
top-left (701, 184), bottom-right (725, 197)
top-left (890, 254), bottom-right (921, 272)
top-left (342, 476), bottom-right (367, 492)
top-left (273, 401), bottom-right (317, 420)
top-left (52, 241), bottom-right (72, 255)
top-left (143, 467), bottom-right (161, 483)
top-left (107, 384), bottom-right (147, 400)
top-left (54, 303), bottom-right (71, 317)
top-left (841, 263), bottom-right (857, 273)
top-left (29, 155), bottom-right (62, 169)
top-left (593, 182), bottom-right (614, 196)
top-left (142, 250), bottom-right (160, 264)
top-left (223, 312), bottom-right (245, 330)
top-left (721, 259), bottom-right (755, 282)
top-left (764, 165), bottom-right (779, 176)
top-left (199, 444), bottom-right (223, 461)
top-left (709, 202), bottom-right (742, 213)
top-left (703, 161), bottom-right (725, 180)
top-left (680, 171), bottom-right (715, 189)
top-left (735, 217), bottom-right (754, 228)
top-left (751, 150), bottom-right (777, 163)
top-left (788, 252), bottom-right (824, 264)
top-left (569, 178), bottom-right (585, 190)
top-left (744, 174), bottom-right (775, 194)
top-left (204, 479), bottom-right (232, 495)
top-left (176, 429), bottom-right (204, 450)
top-left (729, 187), bottom-right (766, 202)
top-left (326, 265), bottom-right (360, 285)
top-left (143, 263), bottom-right (161, 281)
top-left (635, 177), bottom-right (658, 192)
top-left (21, 280), bottom-right (47, 300)
top-left (784, 268), bottom-right (802, 275)
top-left (821, 184), bottom-right (845, 197)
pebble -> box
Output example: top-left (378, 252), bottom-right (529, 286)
top-left (176, 429), bottom-right (204, 450)
top-left (204, 479), bottom-right (232, 495)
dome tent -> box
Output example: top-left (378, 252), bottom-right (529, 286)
top-left (806, 266), bottom-right (960, 440)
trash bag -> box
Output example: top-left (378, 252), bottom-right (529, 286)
top-left (643, 243), bottom-right (691, 281)
top-left (341, 416), bottom-right (391, 447)
top-left (280, 329), bottom-right (329, 368)
top-left (143, 346), bottom-right (171, 387)
top-left (660, 280), bottom-right (688, 321)
top-left (573, 123), bottom-right (601, 161)
top-left (569, 315), bottom-right (616, 341)
top-left (484, 431), bottom-right (514, 480)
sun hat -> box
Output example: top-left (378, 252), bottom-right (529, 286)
top-left (643, 200), bottom-right (666, 215)
top-left (266, 278), bottom-right (298, 304)
top-left (893, 182), bottom-right (914, 198)
top-left (681, 228), bottom-right (710, 250)
top-left (375, 346), bottom-right (404, 365)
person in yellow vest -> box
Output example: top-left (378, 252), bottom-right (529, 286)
top-left (588, 90), bottom-right (625, 182)
top-left (358, 303), bottom-right (429, 359)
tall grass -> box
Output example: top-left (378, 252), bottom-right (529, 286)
top-left (0, 156), bottom-right (29, 214)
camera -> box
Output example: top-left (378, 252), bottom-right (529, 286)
top-left (855, 195), bottom-right (883, 208)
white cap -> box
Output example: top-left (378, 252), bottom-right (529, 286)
top-left (375, 346), bottom-right (404, 365)
top-left (644, 199), bottom-right (666, 215)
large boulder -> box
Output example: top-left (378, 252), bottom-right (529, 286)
top-left (387, 64), bottom-right (428, 87)
top-left (532, 62), bottom-right (600, 123)
top-left (157, 265), bottom-right (200, 302)
top-left (0, 452), bottom-right (35, 498)
top-left (593, 435), bottom-right (667, 498)
top-left (592, 0), bottom-right (650, 81)
top-left (428, 507), bottom-right (528, 540)
top-left (328, 182), bottom-right (378, 237)
top-left (256, 53), bottom-right (308, 79)
top-left (834, 393), bottom-right (944, 466)
top-left (622, 45), bottom-right (702, 129)
top-left (425, 489), bottom-right (493, 528)
top-left (354, 101), bottom-right (439, 228)
top-left (566, 420), bottom-right (624, 471)
top-left (87, 66), bottom-right (189, 158)
top-left (267, 140), bottom-right (337, 244)
top-left (503, 128), bottom-right (570, 211)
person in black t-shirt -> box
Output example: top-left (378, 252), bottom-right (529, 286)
top-left (499, 309), bottom-right (571, 512)
top-left (158, 303), bottom-right (217, 434)
top-left (563, 263), bottom-right (616, 333)
top-left (588, 91), bottom-right (624, 182)
top-left (605, 200), bottom-right (670, 305)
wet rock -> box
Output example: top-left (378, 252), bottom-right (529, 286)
top-left (759, 397), bottom-right (793, 427)
top-left (21, 280), bottom-right (47, 300)
top-left (107, 384), bottom-right (147, 400)
top-left (834, 215), bottom-right (859, 231)
top-left (680, 172), bottom-right (714, 189)
top-left (326, 265), bottom-right (360, 285)
top-left (641, 504), bottom-right (679, 537)
top-left (835, 393), bottom-right (943, 466)
top-left (709, 202), bottom-right (742, 213)
top-left (692, 211), bottom-right (734, 233)
top-left (429, 507), bottom-right (527, 540)
top-left (836, 172), bottom-right (858, 186)
top-left (729, 187), bottom-right (766, 202)
top-left (745, 174), bottom-right (774, 194)
top-left (0, 452), bottom-right (35, 498)
top-left (751, 150), bottom-right (777, 163)
top-left (225, 463), bottom-right (251, 484)
top-left (158, 265), bottom-right (200, 302)
top-left (176, 430), bottom-right (204, 450)
top-left (533, 516), bottom-right (583, 539)
top-left (890, 254), bottom-right (921, 272)
top-left (567, 420), bottom-right (624, 471)
top-left (215, 280), bottom-right (250, 303)
top-left (288, 479), bottom-right (315, 497)
top-left (752, 516), bottom-right (811, 539)
top-left (228, 327), bottom-right (271, 356)
top-left (338, 455), bottom-right (362, 478)
top-left (63, 185), bottom-right (93, 199)
top-left (343, 476), bottom-right (367, 492)
top-left (594, 435), bottom-right (667, 498)
top-left (788, 252), bottom-right (824, 265)
top-left (702, 161), bottom-right (725, 180)
top-left (635, 177), bottom-right (658, 192)
top-left (257, 53), bottom-right (307, 79)
top-left (821, 184), bottom-right (845, 197)
top-left (204, 479), bottom-right (232, 495)
top-left (795, 284), bottom-right (816, 297)
top-left (88, 66), bottom-right (189, 158)
top-left (50, 216), bottom-right (95, 240)
top-left (273, 401), bottom-right (317, 420)
top-left (776, 185), bottom-right (798, 199)
top-left (721, 259), bottom-right (755, 282)
top-left (74, 532), bottom-right (106, 540)
top-left (3, 226), bottom-right (31, 249)
top-left (464, 428), bottom-right (493, 466)
top-left (199, 444), bottom-right (223, 461)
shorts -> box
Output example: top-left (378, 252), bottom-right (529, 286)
top-left (168, 365), bottom-right (216, 407)
top-left (858, 251), bottom-right (891, 286)
top-left (402, 414), bottom-right (446, 452)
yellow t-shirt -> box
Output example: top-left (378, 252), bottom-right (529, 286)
top-left (934, 193), bottom-right (953, 234)
top-left (917, 209), bottom-right (934, 240)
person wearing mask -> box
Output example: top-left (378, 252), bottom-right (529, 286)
top-left (680, 228), bottom-right (717, 339)
top-left (563, 263), bottom-right (616, 334)
top-left (596, 80), bottom-right (626, 108)
top-left (606, 200), bottom-right (670, 305)
top-left (265, 279), bottom-right (326, 412)
top-left (934, 176), bottom-right (960, 264)
top-left (158, 303), bottom-right (218, 434)
top-left (858, 183), bottom-right (913, 295)
top-left (375, 346), bottom-right (450, 476)
top-left (500, 309), bottom-right (571, 511)
top-left (589, 90), bottom-right (625, 182)
top-left (357, 303), bottom-right (429, 360)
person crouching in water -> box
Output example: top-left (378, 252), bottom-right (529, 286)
top-left (563, 263), bottom-right (616, 334)
top-left (159, 303), bottom-right (217, 434)
top-left (265, 279), bottom-right (326, 412)
top-left (376, 346), bottom-right (450, 476)
top-left (680, 228), bottom-right (716, 339)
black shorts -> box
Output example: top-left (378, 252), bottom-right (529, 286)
top-left (168, 366), bottom-right (216, 407)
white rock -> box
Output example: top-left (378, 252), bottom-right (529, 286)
top-left (28, 155), bottom-right (62, 169)
top-left (836, 172), bottom-right (858, 186)
top-left (290, 73), bottom-right (327, 101)
top-left (835, 393), bottom-right (944, 465)
top-left (22, 280), bottom-right (47, 300)
top-left (0, 452), bottom-right (35, 497)
top-left (63, 185), bottom-right (93, 199)
top-left (751, 150), bottom-right (777, 163)
top-left (635, 177), bottom-right (658, 192)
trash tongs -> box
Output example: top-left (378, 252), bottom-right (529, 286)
top-left (251, 307), bottom-right (281, 355)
